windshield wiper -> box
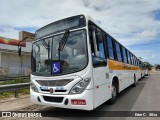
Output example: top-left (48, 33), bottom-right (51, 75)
top-left (41, 39), bottom-right (49, 49)
top-left (58, 30), bottom-right (70, 51)
top-left (58, 30), bottom-right (70, 60)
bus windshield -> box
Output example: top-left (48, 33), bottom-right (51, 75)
top-left (32, 29), bottom-right (88, 76)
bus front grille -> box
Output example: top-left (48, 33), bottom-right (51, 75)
top-left (41, 89), bottom-right (67, 92)
top-left (36, 79), bottom-right (73, 86)
top-left (43, 96), bottom-right (64, 103)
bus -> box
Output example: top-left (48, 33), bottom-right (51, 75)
top-left (22, 14), bottom-right (146, 110)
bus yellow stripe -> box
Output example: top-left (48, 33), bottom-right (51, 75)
top-left (108, 59), bottom-right (140, 70)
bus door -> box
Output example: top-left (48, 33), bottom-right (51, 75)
top-left (89, 24), bottom-right (111, 108)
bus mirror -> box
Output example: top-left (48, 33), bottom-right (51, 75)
top-left (18, 31), bottom-right (34, 57)
top-left (18, 46), bottom-right (22, 56)
top-left (92, 56), bottom-right (107, 67)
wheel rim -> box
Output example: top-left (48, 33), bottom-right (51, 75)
top-left (112, 86), bottom-right (116, 98)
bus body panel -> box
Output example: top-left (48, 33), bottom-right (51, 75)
top-left (30, 88), bottom-right (94, 110)
top-left (92, 63), bottom-right (111, 108)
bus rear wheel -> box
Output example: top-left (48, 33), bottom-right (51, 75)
top-left (132, 75), bottom-right (137, 87)
top-left (108, 84), bottom-right (117, 104)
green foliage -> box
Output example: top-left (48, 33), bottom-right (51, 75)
top-left (144, 62), bottom-right (153, 71)
top-left (0, 77), bottom-right (30, 99)
top-left (0, 89), bottom-right (30, 99)
top-left (156, 65), bottom-right (160, 70)
top-left (0, 92), bottom-right (14, 99)
top-left (0, 78), bottom-right (30, 85)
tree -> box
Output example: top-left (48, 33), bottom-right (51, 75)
top-left (144, 62), bottom-right (153, 71)
top-left (156, 65), bottom-right (160, 70)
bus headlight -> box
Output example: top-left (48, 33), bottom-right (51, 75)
top-left (30, 82), bottom-right (39, 93)
top-left (69, 78), bottom-right (91, 94)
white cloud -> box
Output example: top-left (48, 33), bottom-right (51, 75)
top-left (139, 30), bottom-right (157, 39)
top-left (0, 26), bottom-right (19, 39)
top-left (130, 49), bottom-right (160, 65)
top-left (0, 0), bottom-right (160, 39)
top-left (0, 0), bottom-right (160, 64)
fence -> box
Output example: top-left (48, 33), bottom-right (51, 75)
top-left (0, 76), bottom-right (30, 98)
top-left (0, 83), bottom-right (30, 98)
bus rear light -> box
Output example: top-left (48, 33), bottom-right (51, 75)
top-left (71, 99), bottom-right (86, 105)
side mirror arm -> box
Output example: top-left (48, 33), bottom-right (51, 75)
top-left (18, 37), bottom-right (28, 57)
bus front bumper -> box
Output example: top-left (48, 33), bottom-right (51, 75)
top-left (30, 89), bottom-right (94, 111)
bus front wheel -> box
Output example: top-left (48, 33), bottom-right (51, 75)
top-left (108, 83), bottom-right (117, 104)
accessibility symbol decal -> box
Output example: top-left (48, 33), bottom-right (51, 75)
top-left (52, 62), bottom-right (60, 74)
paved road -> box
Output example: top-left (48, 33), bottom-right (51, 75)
top-left (1, 72), bottom-right (160, 120)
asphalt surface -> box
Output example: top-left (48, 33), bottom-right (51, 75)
top-left (1, 71), bottom-right (160, 120)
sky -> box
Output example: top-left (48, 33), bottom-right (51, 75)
top-left (0, 0), bottom-right (160, 65)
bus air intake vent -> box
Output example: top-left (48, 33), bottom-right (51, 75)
top-left (36, 79), bottom-right (73, 86)
top-left (43, 96), bottom-right (64, 103)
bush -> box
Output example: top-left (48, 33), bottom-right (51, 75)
top-left (156, 65), bottom-right (160, 70)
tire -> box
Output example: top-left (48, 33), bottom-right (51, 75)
top-left (132, 75), bottom-right (137, 87)
top-left (108, 83), bottom-right (117, 104)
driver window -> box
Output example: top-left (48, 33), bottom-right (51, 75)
top-left (96, 29), bottom-right (105, 58)
top-left (89, 22), bottom-right (107, 67)
top-left (89, 24), bottom-right (106, 59)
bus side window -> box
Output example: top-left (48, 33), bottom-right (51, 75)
top-left (133, 55), bottom-right (135, 65)
top-left (122, 47), bottom-right (127, 63)
top-left (88, 22), bottom-right (107, 67)
top-left (136, 57), bottom-right (138, 66)
top-left (137, 59), bottom-right (139, 66)
top-left (127, 51), bottom-right (131, 64)
top-left (106, 35), bottom-right (114, 59)
top-left (129, 53), bottom-right (132, 65)
top-left (115, 42), bottom-right (122, 61)
top-left (95, 29), bottom-right (105, 58)
top-left (130, 53), bottom-right (133, 65)
top-left (89, 23), bottom-right (106, 59)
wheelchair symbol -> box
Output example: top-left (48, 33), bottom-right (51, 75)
top-left (52, 62), bottom-right (60, 74)
top-left (53, 64), bottom-right (59, 72)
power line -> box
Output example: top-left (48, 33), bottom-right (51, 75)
top-left (127, 41), bottom-right (160, 47)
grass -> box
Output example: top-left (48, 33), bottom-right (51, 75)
top-left (0, 89), bottom-right (30, 99)
top-left (0, 91), bottom-right (14, 99)
top-left (0, 77), bottom-right (30, 85)
top-left (0, 77), bottom-right (30, 99)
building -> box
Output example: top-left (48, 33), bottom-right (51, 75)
top-left (0, 36), bottom-right (32, 77)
